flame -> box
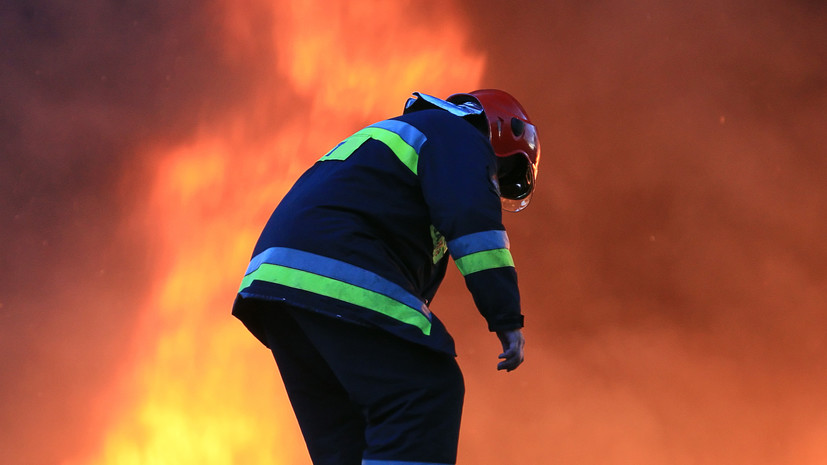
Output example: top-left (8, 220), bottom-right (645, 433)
top-left (72, 1), bottom-right (484, 464)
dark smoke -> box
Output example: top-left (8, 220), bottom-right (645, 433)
top-left (449, 0), bottom-right (827, 463)
top-left (0, 1), bottom-right (262, 462)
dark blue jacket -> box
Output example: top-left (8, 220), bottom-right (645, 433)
top-left (233, 109), bottom-right (522, 355)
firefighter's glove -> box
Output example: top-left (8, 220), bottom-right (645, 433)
top-left (496, 328), bottom-right (525, 372)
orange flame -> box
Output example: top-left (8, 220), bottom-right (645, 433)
top-left (70, 1), bottom-right (484, 464)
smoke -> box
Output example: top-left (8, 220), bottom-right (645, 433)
top-left (0, 1), bottom-right (261, 462)
top-left (2, 0), bottom-right (484, 463)
top-left (449, 0), bottom-right (827, 463)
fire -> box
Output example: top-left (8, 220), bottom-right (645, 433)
top-left (71, 1), bottom-right (484, 464)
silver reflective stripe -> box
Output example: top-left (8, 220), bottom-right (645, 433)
top-left (447, 230), bottom-right (514, 276)
top-left (319, 120), bottom-right (426, 175)
top-left (370, 119), bottom-right (427, 153)
top-left (407, 92), bottom-right (484, 118)
top-left (362, 460), bottom-right (453, 465)
top-left (240, 247), bottom-right (433, 335)
top-left (447, 230), bottom-right (510, 259)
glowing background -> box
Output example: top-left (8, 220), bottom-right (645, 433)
top-left (1, 0), bottom-right (826, 464)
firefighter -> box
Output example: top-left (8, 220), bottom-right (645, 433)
top-left (232, 89), bottom-right (541, 465)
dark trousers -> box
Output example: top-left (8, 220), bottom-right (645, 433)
top-left (257, 303), bottom-right (465, 465)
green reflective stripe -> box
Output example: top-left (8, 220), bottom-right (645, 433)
top-left (365, 127), bottom-right (419, 174)
top-left (241, 263), bottom-right (432, 335)
top-left (319, 127), bottom-right (419, 175)
top-left (322, 133), bottom-right (371, 161)
top-left (454, 248), bottom-right (515, 276)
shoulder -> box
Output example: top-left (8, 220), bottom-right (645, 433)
top-left (394, 109), bottom-right (487, 145)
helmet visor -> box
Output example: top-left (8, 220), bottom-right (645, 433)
top-left (501, 192), bottom-right (533, 212)
top-left (496, 153), bottom-right (535, 212)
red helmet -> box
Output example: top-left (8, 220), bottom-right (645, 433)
top-left (448, 89), bottom-right (541, 212)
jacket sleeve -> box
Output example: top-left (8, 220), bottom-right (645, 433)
top-left (416, 114), bottom-right (524, 332)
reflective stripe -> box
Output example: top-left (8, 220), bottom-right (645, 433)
top-left (447, 230), bottom-right (510, 259)
top-left (449, 230), bottom-right (514, 276)
top-left (240, 247), bottom-right (432, 335)
top-left (370, 119), bottom-right (428, 153)
top-left (407, 92), bottom-right (484, 119)
top-left (454, 249), bottom-right (515, 276)
top-left (319, 120), bottom-right (426, 175)
top-left (362, 460), bottom-right (453, 465)
top-left (321, 133), bottom-right (371, 161)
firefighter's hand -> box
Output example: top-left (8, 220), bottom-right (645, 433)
top-left (496, 328), bottom-right (525, 372)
